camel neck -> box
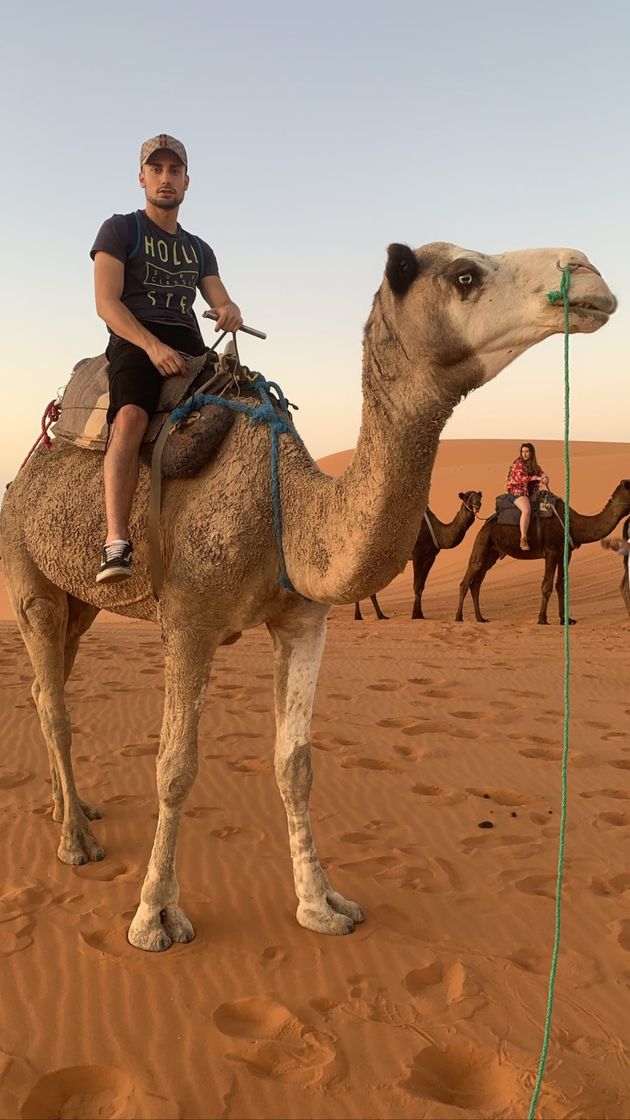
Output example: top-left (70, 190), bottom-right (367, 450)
top-left (570, 497), bottom-right (628, 544)
top-left (284, 330), bottom-right (458, 603)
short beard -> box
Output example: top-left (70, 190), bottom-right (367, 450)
top-left (147, 193), bottom-right (181, 210)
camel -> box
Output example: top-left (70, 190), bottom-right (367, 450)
top-left (601, 515), bottom-right (630, 616)
top-left (354, 490), bottom-right (482, 619)
top-left (456, 483), bottom-right (630, 625)
top-left (0, 243), bottom-right (616, 952)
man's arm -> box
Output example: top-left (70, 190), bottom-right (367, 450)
top-left (198, 275), bottom-right (243, 333)
top-left (93, 252), bottom-right (187, 376)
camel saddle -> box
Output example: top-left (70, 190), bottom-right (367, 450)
top-left (52, 345), bottom-right (251, 479)
top-left (492, 491), bottom-right (557, 526)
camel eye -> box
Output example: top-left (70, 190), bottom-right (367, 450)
top-left (458, 273), bottom-right (473, 286)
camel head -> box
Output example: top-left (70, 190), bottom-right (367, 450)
top-left (610, 480), bottom-right (630, 514)
top-left (458, 490), bottom-right (482, 514)
top-left (369, 242), bottom-right (617, 401)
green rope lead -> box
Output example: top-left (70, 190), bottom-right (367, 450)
top-left (527, 266), bottom-right (573, 1119)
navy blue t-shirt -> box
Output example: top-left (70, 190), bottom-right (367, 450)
top-left (90, 210), bottom-right (219, 332)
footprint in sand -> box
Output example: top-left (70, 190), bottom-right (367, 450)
top-left (412, 784), bottom-right (467, 806)
top-left (399, 1042), bottom-right (522, 1112)
top-left (393, 745), bottom-right (418, 761)
top-left (590, 872), bottom-right (630, 897)
top-left (20, 1065), bottom-right (180, 1119)
top-left (119, 743), bottom-right (158, 758)
top-left (403, 958), bottom-right (473, 1014)
top-left (78, 907), bottom-right (128, 959)
top-left (0, 767), bottom-right (34, 790)
top-left (593, 810), bottom-right (629, 829)
top-left (519, 747), bottom-right (563, 762)
top-left (609, 760), bottom-right (630, 771)
top-left (377, 716), bottom-right (415, 730)
top-left (507, 947), bottom-right (550, 975)
top-left (460, 833), bottom-right (539, 853)
top-left (450, 710), bottom-right (494, 721)
top-left (611, 919), bottom-right (630, 952)
top-left (227, 757), bottom-right (272, 775)
top-left (217, 731), bottom-right (263, 743)
top-left (467, 787), bottom-right (532, 807)
top-left (184, 806), bottom-right (221, 819)
top-left (0, 914), bottom-right (35, 955)
top-left (367, 681), bottom-right (405, 692)
top-left (580, 789), bottom-right (630, 801)
top-left (102, 795), bottom-right (147, 808)
top-left (210, 826), bottom-right (266, 842)
top-left (341, 756), bottom-right (403, 772)
top-left (71, 862), bottom-right (134, 883)
top-left (0, 882), bottom-right (84, 956)
top-left (212, 998), bottom-right (341, 1086)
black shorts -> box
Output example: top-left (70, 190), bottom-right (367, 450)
top-left (106, 323), bottom-right (206, 424)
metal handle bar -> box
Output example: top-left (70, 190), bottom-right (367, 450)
top-left (202, 310), bottom-right (267, 340)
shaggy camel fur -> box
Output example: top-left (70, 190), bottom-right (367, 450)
top-left (354, 490), bottom-right (482, 620)
top-left (456, 482), bottom-right (630, 625)
top-left (601, 515), bottom-right (630, 616)
top-left (0, 243), bottom-right (616, 952)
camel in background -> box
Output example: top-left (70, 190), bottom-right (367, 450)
top-left (354, 490), bottom-right (482, 619)
top-left (1, 243), bottom-right (616, 951)
top-left (456, 483), bottom-right (630, 625)
top-left (601, 515), bottom-right (630, 616)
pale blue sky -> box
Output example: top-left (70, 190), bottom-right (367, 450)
top-left (2, 0), bottom-right (628, 489)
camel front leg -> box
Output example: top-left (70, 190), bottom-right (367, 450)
top-left (411, 554), bottom-right (436, 619)
top-left (538, 553), bottom-right (558, 625)
top-left (128, 626), bottom-right (215, 953)
top-left (555, 552), bottom-right (576, 625)
top-left (620, 558), bottom-right (630, 617)
top-left (268, 604), bottom-right (364, 936)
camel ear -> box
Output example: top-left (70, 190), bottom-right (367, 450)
top-left (458, 492), bottom-right (465, 501)
top-left (386, 244), bottom-right (419, 297)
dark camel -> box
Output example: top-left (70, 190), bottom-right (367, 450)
top-left (601, 515), bottom-right (630, 616)
top-left (354, 490), bottom-right (482, 620)
top-left (456, 481), bottom-right (630, 625)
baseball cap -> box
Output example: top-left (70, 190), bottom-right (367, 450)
top-left (140, 134), bottom-right (188, 168)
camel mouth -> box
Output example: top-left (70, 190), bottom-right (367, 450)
top-left (566, 295), bottom-right (616, 319)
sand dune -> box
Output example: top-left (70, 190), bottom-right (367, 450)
top-left (0, 439), bottom-right (629, 1119)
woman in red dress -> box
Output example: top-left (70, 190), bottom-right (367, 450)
top-left (506, 442), bottom-right (549, 551)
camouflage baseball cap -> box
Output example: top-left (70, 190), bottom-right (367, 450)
top-left (140, 134), bottom-right (188, 168)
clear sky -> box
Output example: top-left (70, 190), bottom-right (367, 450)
top-left (2, 0), bottom-right (628, 490)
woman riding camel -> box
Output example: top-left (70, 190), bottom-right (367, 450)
top-left (506, 442), bottom-right (549, 550)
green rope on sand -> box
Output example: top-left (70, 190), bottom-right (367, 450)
top-left (527, 266), bottom-right (573, 1119)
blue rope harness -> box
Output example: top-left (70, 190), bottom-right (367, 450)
top-left (169, 374), bottom-right (303, 593)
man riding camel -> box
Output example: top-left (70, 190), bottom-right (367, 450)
top-left (91, 133), bottom-right (242, 583)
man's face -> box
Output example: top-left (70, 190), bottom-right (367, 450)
top-left (139, 152), bottom-right (189, 209)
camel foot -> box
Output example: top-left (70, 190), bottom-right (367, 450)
top-left (475, 617), bottom-right (489, 624)
top-left (376, 613), bottom-right (389, 621)
top-left (162, 904), bottom-right (195, 944)
top-left (57, 817), bottom-right (105, 865)
top-left (127, 903), bottom-right (195, 952)
top-left (297, 892), bottom-right (365, 936)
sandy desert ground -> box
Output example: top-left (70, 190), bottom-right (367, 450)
top-left (0, 439), bottom-right (628, 1120)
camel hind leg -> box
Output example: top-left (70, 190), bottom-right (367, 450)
top-left (5, 561), bottom-right (104, 864)
top-left (411, 553), bottom-right (436, 619)
top-left (31, 594), bottom-right (100, 822)
top-left (268, 601), bottom-right (364, 935)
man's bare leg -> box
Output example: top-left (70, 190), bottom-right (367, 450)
top-left (103, 404), bottom-right (149, 542)
top-left (96, 405), bottom-right (149, 583)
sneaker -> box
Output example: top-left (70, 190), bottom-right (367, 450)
top-left (96, 539), bottom-right (133, 584)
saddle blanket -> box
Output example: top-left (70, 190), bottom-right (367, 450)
top-left (52, 351), bottom-right (212, 451)
top-left (493, 492), bottom-right (556, 527)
